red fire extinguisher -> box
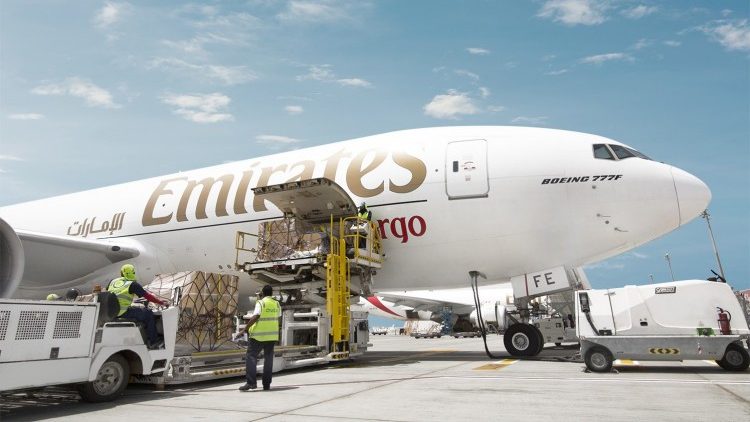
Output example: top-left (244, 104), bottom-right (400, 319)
top-left (717, 307), bottom-right (732, 335)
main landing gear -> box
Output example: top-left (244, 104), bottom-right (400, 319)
top-left (503, 324), bottom-right (544, 357)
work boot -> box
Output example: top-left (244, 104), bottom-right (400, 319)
top-left (239, 383), bottom-right (257, 391)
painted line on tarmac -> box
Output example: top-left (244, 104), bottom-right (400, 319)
top-left (614, 359), bottom-right (639, 366)
top-left (426, 375), bottom-right (750, 386)
top-left (473, 359), bottom-right (518, 370)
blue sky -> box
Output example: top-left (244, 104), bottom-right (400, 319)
top-left (1, 0), bottom-right (749, 307)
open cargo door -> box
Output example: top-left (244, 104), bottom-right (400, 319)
top-left (252, 177), bottom-right (357, 224)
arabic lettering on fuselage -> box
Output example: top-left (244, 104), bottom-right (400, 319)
top-left (142, 147), bottom-right (428, 227)
top-left (67, 212), bottom-right (126, 238)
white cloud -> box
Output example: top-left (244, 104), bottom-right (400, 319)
top-left (278, 1), bottom-right (351, 23)
top-left (423, 90), bottom-right (479, 120)
top-left (161, 93), bottom-right (233, 123)
top-left (537, 0), bottom-right (607, 26)
top-left (621, 5), bottom-right (658, 19)
top-left (487, 105), bottom-right (506, 113)
top-left (336, 78), bottom-right (372, 87)
top-left (580, 52), bottom-right (634, 64)
top-left (663, 40), bottom-right (681, 47)
top-left (632, 38), bottom-right (652, 50)
top-left (511, 116), bottom-right (548, 125)
top-left (296, 64), bottom-right (335, 81)
top-left (93, 2), bottom-right (131, 29)
top-left (466, 47), bottom-right (490, 55)
top-left (256, 135), bottom-right (303, 150)
top-left (455, 69), bottom-right (480, 81)
top-left (699, 19), bottom-right (750, 52)
top-left (285, 105), bottom-right (304, 115)
top-left (31, 78), bottom-right (120, 109)
top-left (0, 155), bottom-right (23, 161)
top-left (150, 58), bottom-right (257, 85)
top-left (7, 113), bottom-right (44, 120)
top-left (296, 64), bottom-right (370, 88)
top-left (545, 69), bottom-right (569, 75)
top-left (479, 87), bottom-right (490, 98)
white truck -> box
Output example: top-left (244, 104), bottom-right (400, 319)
top-left (576, 280), bottom-right (750, 372)
top-left (0, 294), bottom-right (178, 402)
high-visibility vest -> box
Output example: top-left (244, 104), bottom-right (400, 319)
top-left (358, 209), bottom-right (371, 220)
top-left (248, 296), bottom-right (281, 342)
top-left (108, 277), bottom-right (135, 316)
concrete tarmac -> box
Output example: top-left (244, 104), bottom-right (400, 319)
top-left (2, 335), bottom-right (749, 421)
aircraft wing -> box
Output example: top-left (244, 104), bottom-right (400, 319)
top-left (14, 229), bottom-right (141, 294)
top-left (375, 292), bottom-right (475, 315)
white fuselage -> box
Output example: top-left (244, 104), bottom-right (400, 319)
top-left (0, 126), bottom-right (710, 299)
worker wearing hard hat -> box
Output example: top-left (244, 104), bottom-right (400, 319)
top-left (107, 264), bottom-right (169, 349)
top-left (358, 202), bottom-right (372, 221)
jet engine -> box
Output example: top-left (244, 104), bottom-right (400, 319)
top-left (0, 217), bottom-right (24, 298)
top-left (469, 302), bottom-right (508, 332)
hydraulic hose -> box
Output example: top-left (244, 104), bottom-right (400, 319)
top-left (470, 271), bottom-right (504, 359)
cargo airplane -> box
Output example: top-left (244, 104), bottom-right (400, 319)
top-left (0, 126), bottom-right (710, 316)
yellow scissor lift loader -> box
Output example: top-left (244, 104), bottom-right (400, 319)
top-left (234, 177), bottom-right (384, 368)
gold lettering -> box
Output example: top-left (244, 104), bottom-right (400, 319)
top-left (346, 149), bottom-right (387, 197)
top-left (142, 178), bottom-right (186, 226)
top-left (323, 148), bottom-right (351, 181)
top-left (253, 165), bottom-right (288, 212)
top-left (177, 174), bottom-right (235, 221)
top-left (389, 151), bottom-right (427, 193)
top-left (233, 166), bottom-right (257, 215)
top-left (286, 160), bottom-right (315, 182)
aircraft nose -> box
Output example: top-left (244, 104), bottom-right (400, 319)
top-left (671, 167), bottom-right (711, 226)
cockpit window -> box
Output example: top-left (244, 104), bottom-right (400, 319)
top-left (593, 144), bottom-right (615, 160)
top-left (623, 146), bottom-right (651, 160)
top-left (593, 143), bottom-right (652, 160)
top-left (609, 144), bottom-right (635, 159)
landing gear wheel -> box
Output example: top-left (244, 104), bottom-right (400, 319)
top-left (530, 325), bottom-right (544, 356)
top-left (78, 354), bottom-right (130, 402)
top-left (716, 343), bottom-right (750, 371)
top-left (504, 324), bottom-right (542, 357)
top-left (584, 346), bottom-right (613, 373)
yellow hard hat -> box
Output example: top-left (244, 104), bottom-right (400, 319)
top-left (46, 293), bottom-right (60, 300)
top-left (120, 264), bottom-right (136, 281)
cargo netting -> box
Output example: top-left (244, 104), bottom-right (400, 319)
top-left (146, 271), bottom-right (240, 352)
top-left (256, 218), bottom-right (325, 262)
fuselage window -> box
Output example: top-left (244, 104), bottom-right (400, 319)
top-left (593, 144), bottom-right (615, 160)
top-left (609, 144), bottom-right (636, 159)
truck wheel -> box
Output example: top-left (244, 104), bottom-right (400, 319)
top-left (504, 324), bottom-right (541, 357)
top-left (78, 354), bottom-right (130, 402)
top-left (584, 346), bottom-right (613, 373)
top-left (716, 343), bottom-right (750, 371)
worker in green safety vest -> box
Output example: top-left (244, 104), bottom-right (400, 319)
top-left (238, 285), bottom-right (281, 391)
top-left (107, 263), bottom-right (169, 349)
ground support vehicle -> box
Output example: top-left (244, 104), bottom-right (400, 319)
top-left (470, 267), bottom-right (585, 357)
top-left (0, 296), bottom-right (178, 402)
top-left (575, 280), bottom-right (750, 372)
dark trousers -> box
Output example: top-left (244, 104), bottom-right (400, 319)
top-left (246, 339), bottom-right (275, 388)
top-left (122, 306), bottom-right (158, 344)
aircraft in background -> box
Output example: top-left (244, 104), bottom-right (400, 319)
top-left (1, 126), bottom-right (709, 315)
top-left (358, 282), bottom-right (516, 332)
